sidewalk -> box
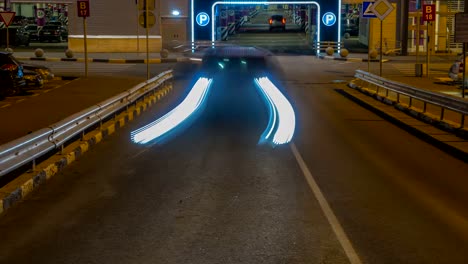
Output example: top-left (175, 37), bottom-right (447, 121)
top-left (11, 50), bottom-right (188, 63)
top-left (0, 76), bottom-right (144, 145)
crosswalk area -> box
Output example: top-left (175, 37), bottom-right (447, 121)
top-left (227, 32), bottom-right (308, 46)
top-left (390, 62), bottom-right (451, 76)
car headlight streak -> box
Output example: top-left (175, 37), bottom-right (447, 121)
top-left (131, 77), bottom-right (213, 144)
top-left (255, 77), bottom-right (295, 145)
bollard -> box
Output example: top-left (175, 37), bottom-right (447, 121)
top-left (34, 48), bottom-right (45, 58)
top-left (339, 48), bottom-right (349, 58)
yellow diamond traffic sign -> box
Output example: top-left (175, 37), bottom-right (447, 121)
top-left (370, 0), bottom-right (394, 21)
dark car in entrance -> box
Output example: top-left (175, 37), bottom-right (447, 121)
top-left (269, 15), bottom-right (286, 32)
top-left (38, 25), bottom-right (68, 42)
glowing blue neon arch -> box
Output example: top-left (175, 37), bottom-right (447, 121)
top-left (191, 0), bottom-right (342, 45)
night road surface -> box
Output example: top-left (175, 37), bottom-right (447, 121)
top-left (0, 57), bottom-right (467, 264)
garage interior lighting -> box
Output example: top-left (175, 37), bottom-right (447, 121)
top-left (190, 0), bottom-right (338, 46)
top-left (210, 1), bottom-right (321, 44)
top-left (254, 77), bottom-right (295, 145)
top-left (131, 77), bottom-right (213, 144)
top-left (172, 10), bottom-right (181, 16)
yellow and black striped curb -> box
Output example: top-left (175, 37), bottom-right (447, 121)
top-left (319, 55), bottom-right (390, 63)
top-left (342, 80), bottom-right (468, 161)
top-left (0, 83), bottom-right (173, 216)
top-left (16, 57), bottom-right (189, 64)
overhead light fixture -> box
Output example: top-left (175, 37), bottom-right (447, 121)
top-left (172, 10), bottom-right (181, 16)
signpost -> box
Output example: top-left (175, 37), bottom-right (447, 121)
top-left (77, 0), bottom-right (90, 77)
top-left (138, 0), bottom-right (155, 80)
top-left (423, 4), bottom-right (435, 22)
top-left (370, 0), bottom-right (394, 76)
top-left (362, 2), bottom-right (376, 72)
top-left (362, 2), bottom-right (377, 19)
top-left (455, 13), bottom-right (468, 98)
top-left (0, 11), bottom-right (15, 49)
top-left (422, 4), bottom-right (435, 78)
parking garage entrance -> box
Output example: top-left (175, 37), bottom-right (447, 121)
top-left (191, 0), bottom-right (342, 54)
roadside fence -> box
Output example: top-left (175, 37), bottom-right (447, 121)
top-left (350, 70), bottom-right (468, 133)
top-left (0, 70), bottom-right (173, 178)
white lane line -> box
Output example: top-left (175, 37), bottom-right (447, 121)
top-left (290, 143), bottom-right (362, 264)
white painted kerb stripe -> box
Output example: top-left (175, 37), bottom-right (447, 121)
top-left (290, 143), bottom-right (362, 264)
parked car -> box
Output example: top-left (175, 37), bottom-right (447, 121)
top-left (38, 25), bottom-right (68, 42)
top-left (0, 27), bottom-right (20, 46)
top-left (24, 24), bottom-right (40, 42)
top-left (0, 55), bottom-right (26, 98)
top-left (0, 51), bottom-right (53, 90)
top-left (269, 15), bottom-right (286, 32)
top-left (15, 27), bottom-right (31, 47)
top-left (45, 21), bottom-right (63, 27)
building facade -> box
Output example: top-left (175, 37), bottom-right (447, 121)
top-left (1, 0), bottom-right (466, 54)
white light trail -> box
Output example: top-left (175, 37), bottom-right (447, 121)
top-left (255, 77), bottom-right (295, 145)
top-left (131, 77), bottom-right (213, 144)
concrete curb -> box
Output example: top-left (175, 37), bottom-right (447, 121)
top-left (342, 80), bottom-right (468, 161)
top-left (16, 57), bottom-right (189, 64)
top-left (0, 83), bottom-right (173, 216)
top-left (319, 55), bottom-right (390, 63)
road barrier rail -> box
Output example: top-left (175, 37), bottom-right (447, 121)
top-left (351, 70), bottom-right (468, 129)
top-left (0, 70), bottom-right (173, 178)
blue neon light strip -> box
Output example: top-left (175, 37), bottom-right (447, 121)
top-left (255, 77), bottom-right (295, 145)
top-left (131, 77), bottom-right (213, 144)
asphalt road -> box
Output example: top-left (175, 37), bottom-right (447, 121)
top-left (0, 57), bottom-right (467, 263)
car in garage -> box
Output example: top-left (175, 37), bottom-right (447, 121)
top-left (269, 15), bottom-right (286, 32)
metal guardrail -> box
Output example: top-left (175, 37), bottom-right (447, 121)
top-left (0, 70), bottom-right (173, 177)
top-left (354, 70), bottom-right (468, 127)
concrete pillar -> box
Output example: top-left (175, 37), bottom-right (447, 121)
top-left (398, 0), bottom-right (409, 55)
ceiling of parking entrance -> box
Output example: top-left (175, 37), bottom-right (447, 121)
top-left (342, 0), bottom-right (363, 3)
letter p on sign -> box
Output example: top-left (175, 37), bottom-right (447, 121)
top-left (423, 4), bottom-right (435, 21)
top-left (77, 0), bottom-right (90, 17)
top-left (322, 12), bottom-right (336, 27)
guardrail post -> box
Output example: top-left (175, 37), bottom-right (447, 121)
top-left (32, 159), bottom-right (36, 172)
top-left (440, 108), bottom-right (445, 121)
top-left (397, 93), bottom-right (400, 103)
top-left (423, 102), bottom-right (427, 113)
top-left (385, 89), bottom-right (389, 97)
top-left (461, 114), bottom-right (465, 128)
top-left (409, 97), bottom-right (412, 107)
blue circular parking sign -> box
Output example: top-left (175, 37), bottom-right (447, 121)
top-left (196, 12), bottom-right (210, 26)
top-left (322, 12), bottom-right (336, 26)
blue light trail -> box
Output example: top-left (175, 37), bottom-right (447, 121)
top-left (131, 77), bottom-right (213, 144)
top-left (255, 77), bottom-right (295, 145)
